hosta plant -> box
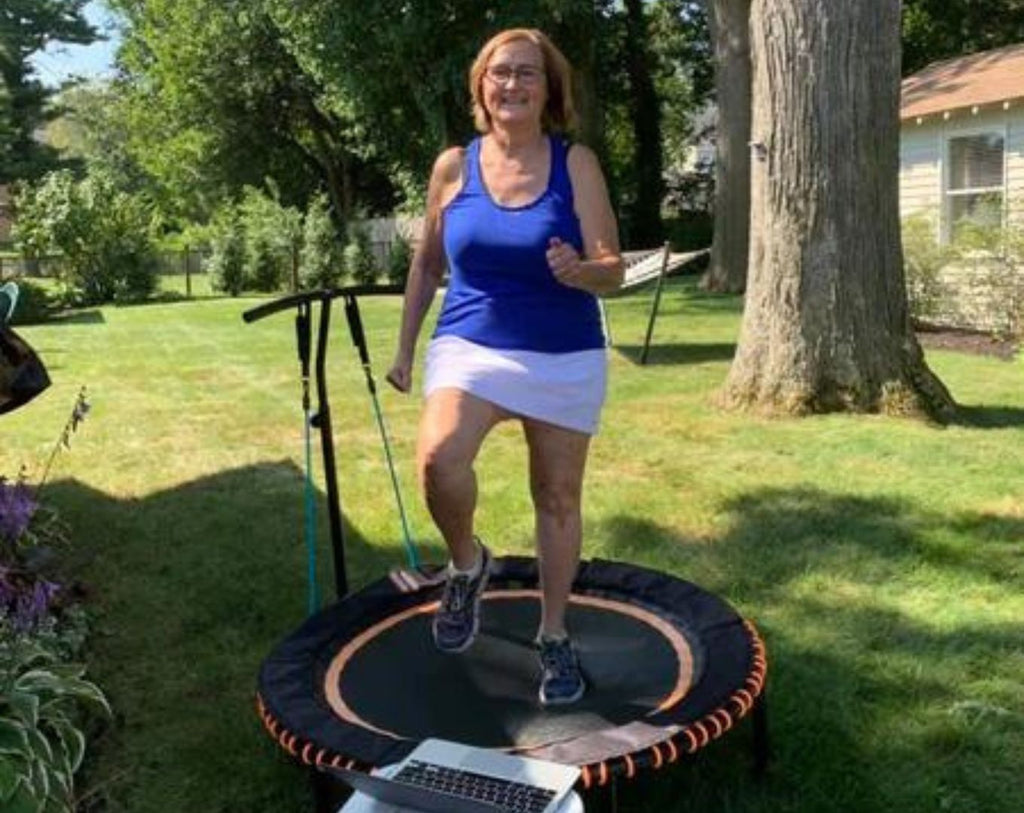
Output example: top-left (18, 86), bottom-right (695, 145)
top-left (0, 636), bottom-right (110, 812)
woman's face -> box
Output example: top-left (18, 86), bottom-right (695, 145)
top-left (482, 39), bottom-right (548, 130)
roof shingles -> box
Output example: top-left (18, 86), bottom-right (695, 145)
top-left (901, 43), bottom-right (1024, 120)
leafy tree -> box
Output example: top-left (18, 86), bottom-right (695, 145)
top-left (45, 81), bottom-right (154, 198)
top-left (722, 0), bottom-right (953, 418)
top-left (107, 0), bottom-right (398, 226)
top-left (622, 0), bottom-right (667, 247)
top-left (0, 0), bottom-right (97, 182)
top-left (648, 0), bottom-right (712, 177)
top-left (268, 0), bottom-right (620, 187)
top-left (902, 0), bottom-right (1024, 74)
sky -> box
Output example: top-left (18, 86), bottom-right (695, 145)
top-left (28, 1), bottom-right (122, 87)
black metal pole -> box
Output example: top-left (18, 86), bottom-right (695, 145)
top-left (313, 297), bottom-right (348, 598)
top-left (639, 242), bottom-right (670, 365)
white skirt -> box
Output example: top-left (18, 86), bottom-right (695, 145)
top-left (423, 335), bottom-right (608, 435)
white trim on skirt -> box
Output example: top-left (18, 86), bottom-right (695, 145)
top-left (423, 335), bottom-right (608, 435)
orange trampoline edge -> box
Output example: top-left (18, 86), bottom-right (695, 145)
top-left (255, 616), bottom-right (768, 790)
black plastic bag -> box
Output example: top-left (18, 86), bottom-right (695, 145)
top-left (0, 320), bottom-right (51, 416)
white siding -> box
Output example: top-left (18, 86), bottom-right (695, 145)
top-left (1006, 106), bottom-right (1024, 227)
top-left (899, 123), bottom-right (941, 216)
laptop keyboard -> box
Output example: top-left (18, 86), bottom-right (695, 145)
top-left (393, 760), bottom-right (558, 813)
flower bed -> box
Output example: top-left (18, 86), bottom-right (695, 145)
top-left (1, 393), bottom-right (108, 812)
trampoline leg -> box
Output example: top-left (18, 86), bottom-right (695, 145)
top-left (310, 766), bottom-right (349, 813)
top-left (583, 776), bottom-right (619, 813)
top-left (752, 687), bottom-right (770, 778)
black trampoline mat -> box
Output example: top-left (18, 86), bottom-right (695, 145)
top-left (326, 591), bottom-right (697, 750)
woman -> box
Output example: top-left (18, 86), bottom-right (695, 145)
top-left (387, 28), bottom-right (623, 707)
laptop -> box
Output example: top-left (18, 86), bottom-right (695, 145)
top-left (322, 738), bottom-right (581, 813)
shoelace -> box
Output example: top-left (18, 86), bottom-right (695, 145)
top-left (441, 574), bottom-right (469, 613)
top-left (539, 640), bottom-right (575, 676)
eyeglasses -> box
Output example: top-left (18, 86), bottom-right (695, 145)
top-left (484, 64), bottom-right (545, 86)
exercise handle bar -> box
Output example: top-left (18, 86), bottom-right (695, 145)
top-left (242, 284), bottom-right (406, 599)
top-left (242, 284), bottom-right (404, 324)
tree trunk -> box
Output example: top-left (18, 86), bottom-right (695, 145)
top-left (623, 0), bottom-right (665, 248)
top-left (721, 0), bottom-right (954, 419)
top-left (702, 0), bottom-right (752, 293)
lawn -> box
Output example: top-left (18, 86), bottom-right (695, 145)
top-left (1, 278), bottom-right (1021, 812)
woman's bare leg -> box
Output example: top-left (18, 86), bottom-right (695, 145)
top-left (523, 417), bottom-right (591, 638)
top-left (417, 388), bottom-right (509, 569)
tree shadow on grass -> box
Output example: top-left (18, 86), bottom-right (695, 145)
top-left (950, 404), bottom-right (1024, 429)
top-left (590, 488), bottom-right (1024, 812)
top-left (45, 462), bottom-right (404, 812)
top-left (49, 309), bottom-right (105, 325)
top-left (613, 341), bottom-right (736, 366)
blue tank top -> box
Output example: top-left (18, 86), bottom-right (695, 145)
top-left (433, 136), bottom-right (605, 353)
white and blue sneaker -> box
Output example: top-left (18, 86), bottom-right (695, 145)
top-left (432, 541), bottom-right (492, 653)
top-left (537, 636), bottom-right (586, 706)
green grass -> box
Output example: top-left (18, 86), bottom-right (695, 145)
top-left (1, 278), bottom-right (1022, 812)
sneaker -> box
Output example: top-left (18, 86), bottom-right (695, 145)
top-left (432, 541), bottom-right (492, 653)
top-left (537, 636), bottom-right (586, 706)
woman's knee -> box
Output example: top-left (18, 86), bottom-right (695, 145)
top-left (417, 431), bottom-right (476, 494)
top-left (530, 476), bottom-right (582, 520)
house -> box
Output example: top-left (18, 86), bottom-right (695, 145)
top-left (899, 44), bottom-right (1024, 331)
top-left (900, 43), bottom-right (1024, 238)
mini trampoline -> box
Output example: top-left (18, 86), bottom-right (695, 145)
top-left (244, 288), bottom-right (768, 796)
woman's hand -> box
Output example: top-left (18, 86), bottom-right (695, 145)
top-left (546, 237), bottom-right (586, 289)
top-left (386, 355), bottom-right (413, 393)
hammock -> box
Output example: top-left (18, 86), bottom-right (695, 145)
top-left (600, 245), bottom-right (709, 365)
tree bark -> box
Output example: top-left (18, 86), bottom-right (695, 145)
top-left (721, 0), bottom-right (954, 419)
top-left (702, 0), bottom-right (752, 293)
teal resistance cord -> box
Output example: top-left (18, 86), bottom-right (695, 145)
top-left (344, 295), bottom-right (419, 569)
top-left (296, 304), bottom-right (319, 614)
top-left (368, 387), bottom-right (418, 569)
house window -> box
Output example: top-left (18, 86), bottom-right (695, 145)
top-left (945, 132), bottom-right (1004, 241)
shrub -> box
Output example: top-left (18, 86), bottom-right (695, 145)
top-left (5, 280), bottom-right (52, 326)
top-left (386, 232), bottom-right (413, 286)
top-left (239, 186), bottom-right (302, 293)
top-left (13, 171), bottom-right (159, 305)
top-left (901, 213), bottom-right (952, 323)
top-left (952, 213), bottom-right (1024, 339)
top-left (299, 194), bottom-right (343, 290)
top-left (344, 223), bottom-right (377, 285)
top-left (247, 231), bottom-right (284, 292)
top-left (207, 210), bottom-right (247, 297)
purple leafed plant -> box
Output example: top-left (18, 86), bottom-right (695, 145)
top-left (0, 566), bottom-right (60, 631)
top-left (1, 389), bottom-right (90, 633)
top-left (0, 476), bottom-right (38, 546)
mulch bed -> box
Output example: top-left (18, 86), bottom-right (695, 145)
top-left (916, 326), bottom-right (1019, 360)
